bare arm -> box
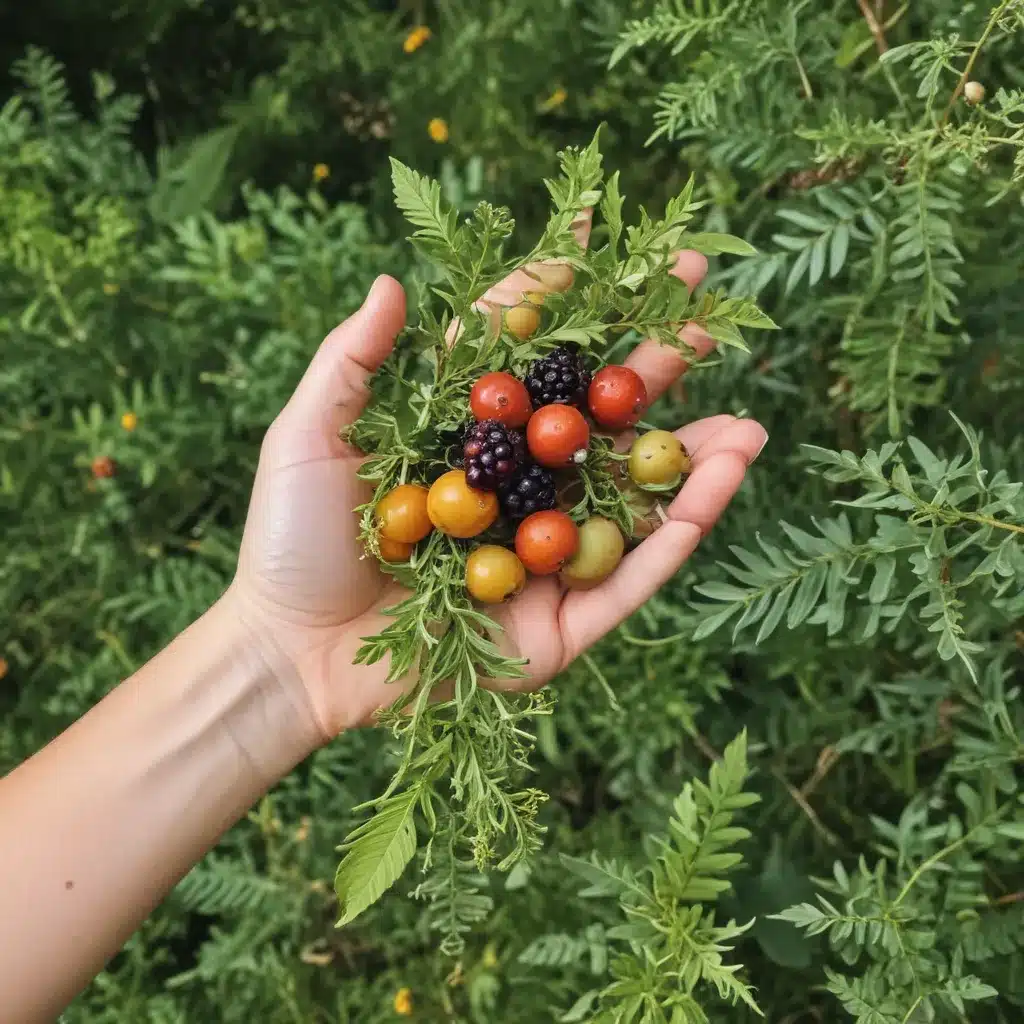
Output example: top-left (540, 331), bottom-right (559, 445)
top-left (0, 593), bottom-right (323, 1023)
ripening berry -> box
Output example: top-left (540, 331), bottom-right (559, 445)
top-left (0, 657), bottom-right (8, 681)
top-left (964, 81), bottom-right (986, 105)
top-left (427, 470), bottom-right (499, 538)
top-left (91, 455), bottom-right (116, 479)
top-left (588, 365), bottom-right (648, 431)
top-left (466, 545), bottom-right (527, 603)
top-left (515, 510), bottom-right (579, 575)
top-left (377, 536), bottom-right (414, 563)
top-left (470, 372), bottom-right (533, 428)
top-left (628, 431), bottom-right (689, 486)
top-left (527, 404), bottom-right (590, 468)
top-left (560, 517), bottom-right (625, 590)
top-left (375, 484), bottom-right (432, 544)
top-left (504, 303), bottom-right (541, 340)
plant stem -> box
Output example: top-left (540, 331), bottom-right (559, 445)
top-left (960, 511), bottom-right (1024, 536)
top-left (856, 0), bottom-right (889, 54)
top-left (940, 0), bottom-right (1013, 127)
top-left (893, 804), bottom-right (1010, 908)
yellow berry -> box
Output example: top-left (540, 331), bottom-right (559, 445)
top-left (505, 303), bottom-right (541, 340)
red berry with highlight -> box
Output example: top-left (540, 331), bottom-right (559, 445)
top-left (588, 365), bottom-right (648, 431)
top-left (526, 404), bottom-right (590, 468)
top-left (470, 372), bottom-right (533, 428)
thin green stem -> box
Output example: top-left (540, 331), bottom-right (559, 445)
top-left (940, 0), bottom-right (1014, 127)
top-left (960, 511), bottom-right (1024, 536)
top-left (893, 803), bottom-right (1010, 908)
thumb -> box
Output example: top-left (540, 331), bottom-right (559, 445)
top-left (282, 274), bottom-right (406, 435)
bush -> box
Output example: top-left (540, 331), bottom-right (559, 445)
top-left (2, 2), bottom-right (1023, 1022)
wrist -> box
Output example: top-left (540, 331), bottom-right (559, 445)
top-left (204, 589), bottom-right (328, 781)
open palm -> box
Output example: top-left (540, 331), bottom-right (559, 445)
top-left (231, 224), bottom-right (767, 740)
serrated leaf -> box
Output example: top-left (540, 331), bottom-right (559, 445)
top-left (334, 788), bottom-right (420, 927)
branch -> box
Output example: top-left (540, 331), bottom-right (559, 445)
top-left (855, 0), bottom-right (889, 54)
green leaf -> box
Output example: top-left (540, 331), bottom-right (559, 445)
top-left (334, 787), bottom-right (420, 927)
top-left (684, 232), bottom-right (758, 256)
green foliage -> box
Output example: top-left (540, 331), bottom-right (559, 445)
top-left (3, 1), bottom-right (1024, 1022)
top-left (334, 134), bottom-right (773, 941)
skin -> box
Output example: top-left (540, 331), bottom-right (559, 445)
top-left (0, 208), bottom-right (766, 1023)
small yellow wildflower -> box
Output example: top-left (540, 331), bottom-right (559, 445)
top-left (0, 657), bottom-right (8, 681)
top-left (540, 86), bottom-right (568, 112)
top-left (120, 411), bottom-right (138, 432)
top-left (103, 282), bottom-right (120, 296)
top-left (403, 25), bottom-right (431, 53)
top-left (393, 987), bottom-right (414, 1016)
top-left (313, 163), bottom-right (330, 183)
top-left (427, 117), bottom-right (449, 143)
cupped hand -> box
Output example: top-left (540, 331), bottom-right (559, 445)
top-left (231, 222), bottom-right (767, 741)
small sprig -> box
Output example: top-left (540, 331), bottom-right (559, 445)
top-left (333, 130), bottom-right (774, 931)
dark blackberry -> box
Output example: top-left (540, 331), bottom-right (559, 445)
top-left (463, 420), bottom-right (525, 492)
top-left (523, 345), bottom-right (592, 409)
top-left (498, 463), bottom-right (557, 520)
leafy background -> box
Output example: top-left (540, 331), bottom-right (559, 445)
top-left (1, 1), bottom-right (1022, 1021)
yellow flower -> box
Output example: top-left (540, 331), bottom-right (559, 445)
top-left (540, 86), bottom-right (568, 112)
top-left (427, 118), bottom-right (449, 143)
top-left (120, 411), bottom-right (138, 432)
top-left (103, 282), bottom-right (120, 296)
top-left (313, 162), bottom-right (330, 183)
top-left (393, 987), bottom-right (414, 1015)
top-left (403, 26), bottom-right (431, 53)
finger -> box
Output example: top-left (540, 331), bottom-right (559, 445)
top-left (666, 419), bottom-right (767, 536)
top-left (445, 208), bottom-right (593, 348)
top-left (622, 250), bottom-right (712, 403)
top-left (282, 275), bottom-right (406, 435)
top-left (558, 520), bottom-right (703, 664)
top-left (474, 207), bottom-right (593, 312)
top-left (675, 414), bottom-right (742, 456)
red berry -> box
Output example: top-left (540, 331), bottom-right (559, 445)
top-left (515, 510), bottom-right (579, 575)
top-left (91, 456), bottom-right (116, 479)
top-left (526, 405), bottom-right (590, 468)
top-left (470, 372), bottom-right (533, 428)
top-left (588, 365), bottom-right (648, 431)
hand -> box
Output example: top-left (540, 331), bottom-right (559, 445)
top-left (229, 223), bottom-right (768, 741)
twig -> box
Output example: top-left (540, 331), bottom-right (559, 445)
top-left (690, 731), bottom-right (722, 762)
top-left (772, 766), bottom-right (840, 846)
top-left (941, 0), bottom-right (1014, 127)
top-left (992, 890), bottom-right (1024, 907)
top-left (800, 746), bottom-right (840, 799)
top-left (856, 0), bottom-right (889, 54)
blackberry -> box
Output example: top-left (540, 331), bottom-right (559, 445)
top-left (463, 420), bottom-right (525, 492)
top-left (498, 464), bottom-right (557, 520)
top-left (523, 345), bottom-right (592, 409)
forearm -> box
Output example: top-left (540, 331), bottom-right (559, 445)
top-left (0, 592), bottom-right (323, 1023)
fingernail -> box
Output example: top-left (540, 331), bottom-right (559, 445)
top-left (753, 431), bottom-right (769, 461)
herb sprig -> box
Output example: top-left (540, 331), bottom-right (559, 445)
top-left (334, 130), bottom-right (776, 945)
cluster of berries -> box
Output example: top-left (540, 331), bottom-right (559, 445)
top-left (373, 339), bottom-right (689, 604)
